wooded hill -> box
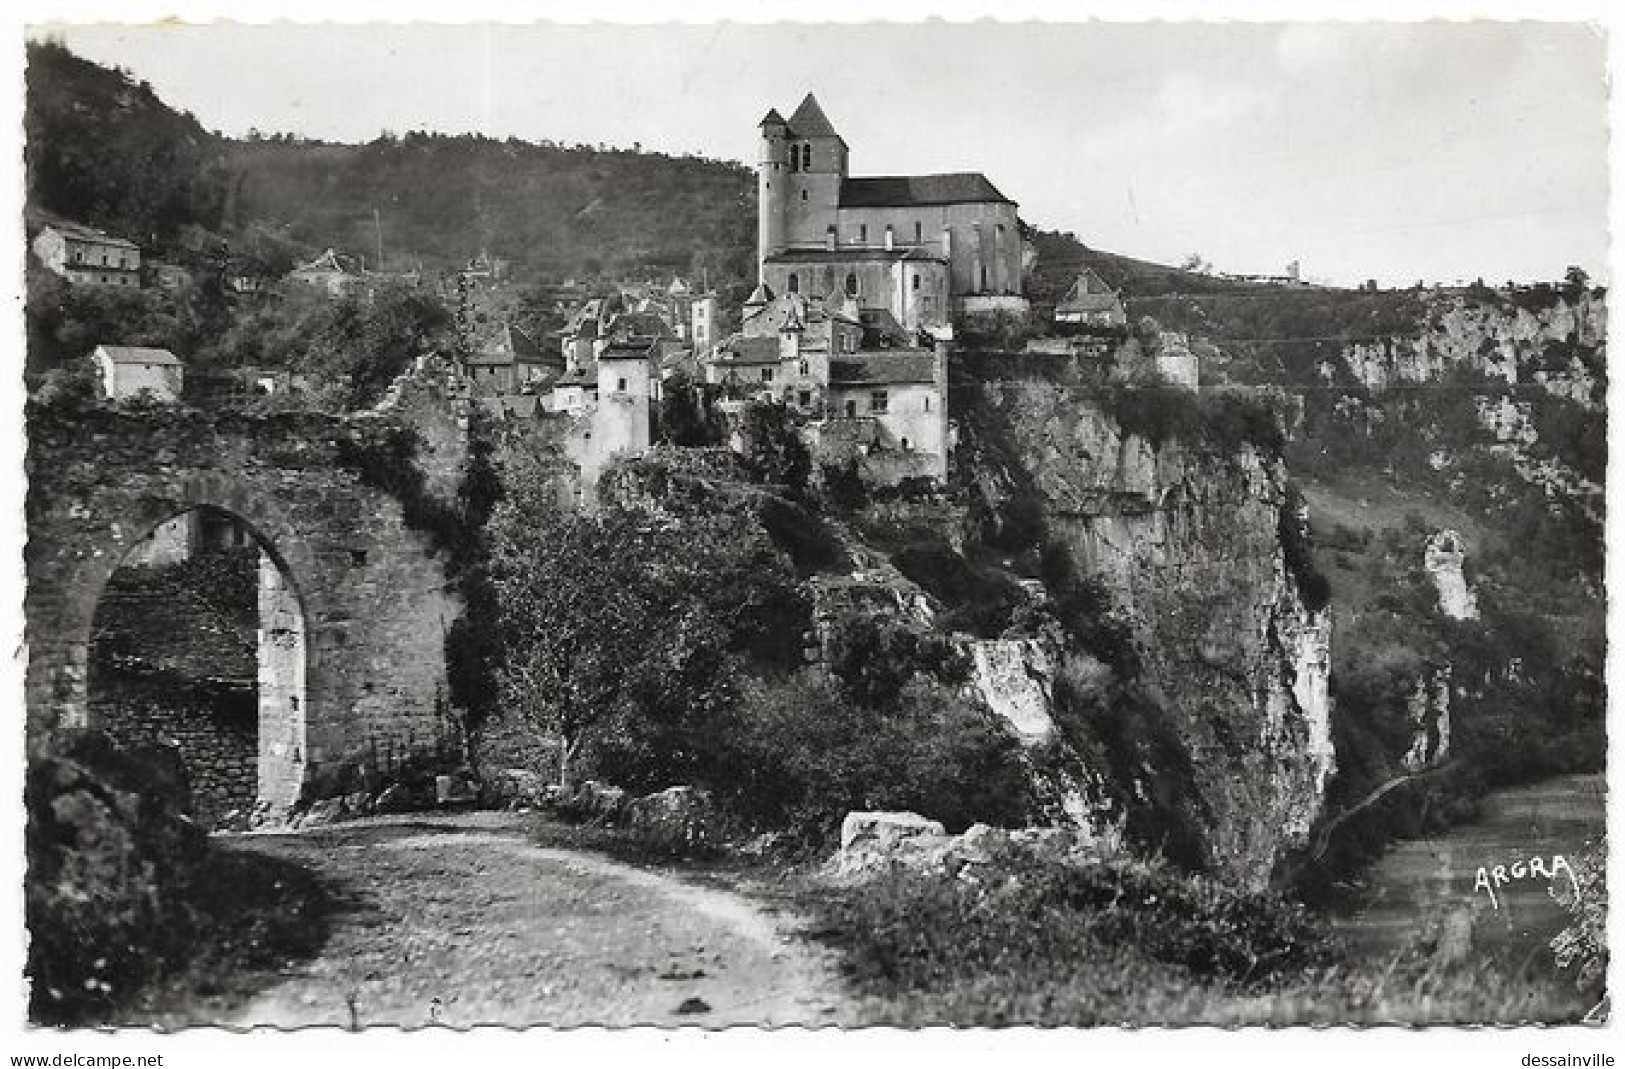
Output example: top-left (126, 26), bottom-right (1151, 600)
top-left (25, 40), bottom-right (756, 287)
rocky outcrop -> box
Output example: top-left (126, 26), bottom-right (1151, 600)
top-left (959, 380), bottom-right (1334, 889)
top-left (1424, 530), bottom-right (1479, 621)
top-left (967, 638), bottom-right (1056, 743)
top-left (1400, 666), bottom-right (1452, 773)
top-left (828, 812), bottom-right (1118, 881)
top-left (1338, 292), bottom-right (1605, 407)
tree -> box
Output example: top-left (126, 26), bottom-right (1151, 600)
top-left (735, 401), bottom-right (810, 492)
top-left (485, 453), bottom-right (653, 786)
top-left (1563, 265), bottom-right (1591, 297)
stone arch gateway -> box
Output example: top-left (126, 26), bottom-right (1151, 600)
top-left (25, 400), bottom-right (466, 818)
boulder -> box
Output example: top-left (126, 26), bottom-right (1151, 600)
top-left (831, 811), bottom-right (950, 878)
top-left (489, 768), bottom-right (551, 808)
top-left (623, 786), bottom-right (724, 847)
top-left (840, 810), bottom-right (947, 852)
top-left (434, 771), bottom-right (479, 807)
top-left (572, 780), bottom-right (628, 822)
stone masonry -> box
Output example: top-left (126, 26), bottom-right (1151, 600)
top-left (25, 396), bottom-right (465, 819)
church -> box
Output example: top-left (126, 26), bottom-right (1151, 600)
top-left (756, 94), bottom-right (1029, 338)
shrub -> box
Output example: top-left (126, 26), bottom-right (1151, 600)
top-left (890, 540), bottom-right (1025, 638)
top-left (26, 731), bottom-right (207, 1024)
top-left (1279, 483), bottom-right (1332, 612)
top-left (712, 671), bottom-right (1036, 850)
top-left (806, 852), bottom-right (1336, 998)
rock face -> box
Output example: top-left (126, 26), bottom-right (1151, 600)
top-left (1338, 292), bottom-right (1606, 406)
top-left (960, 380), bottom-right (1334, 889)
top-left (1424, 530), bottom-right (1479, 621)
top-left (967, 639), bottom-right (1056, 743)
top-left (1401, 666), bottom-right (1452, 774)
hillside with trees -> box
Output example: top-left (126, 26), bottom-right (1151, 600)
top-left (25, 39), bottom-right (756, 287)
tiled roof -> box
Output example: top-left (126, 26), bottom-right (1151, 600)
top-left (787, 93), bottom-right (840, 138)
top-left (840, 173), bottom-right (1013, 208)
top-left (710, 336), bottom-right (781, 366)
top-left (47, 222), bottom-right (139, 249)
top-left (829, 351), bottom-right (936, 385)
top-left (554, 364), bottom-right (597, 388)
top-left (759, 107), bottom-right (787, 128)
top-left (600, 338), bottom-right (659, 361)
top-left (97, 345), bottom-right (183, 366)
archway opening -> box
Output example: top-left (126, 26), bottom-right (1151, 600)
top-left (87, 505), bottom-right (308, 828)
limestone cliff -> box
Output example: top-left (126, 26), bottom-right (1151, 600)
top-left (1333, 290), bottom-right (1606, 406)
top-left (956, 379), bottom-right (1333, 889)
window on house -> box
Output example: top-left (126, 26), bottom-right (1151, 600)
top-left (915, 221), bottom-right (923, 243)
top-left (790, 146), bottom-right (799, 172)
top-left (924, 396), bottom-right (931, 412)
top-left (901, 437), bottom-right (911, 451)
top-left (912, 273), bottom-right (920, 292)
top-left (870, 390), bottom-right (889, 413)
top-left (761, 368), bottom-right (774, 383)
top-left (799, 360), bottom-right (809, 375)
top-left (617, 377), bottom-right (628, 391)
top-left (788, 273), bottom-right (799, 293)
top-left (801, 190), bottom-right (808, 201)
top-left (981, 265), bottom-right (988, 290)
top-left (798, 390), bottom-right (811, 407)
top-left (845, 273), bottom-right (858, 297)
top-left (802, 144), bottom-right (812, 169)
top-left (846, 400), bottom-right (858, 417)
top-left (859, 224), bottom-right (868, 243)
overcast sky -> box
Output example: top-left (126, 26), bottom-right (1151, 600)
top-left (31, 18), bottom-right (1610, 287)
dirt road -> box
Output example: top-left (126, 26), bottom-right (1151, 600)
top-left (169, 812), bottom-right (849, 1029)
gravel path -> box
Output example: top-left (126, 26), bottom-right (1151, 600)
top-left (179, 813), bottom-right (850, 1029)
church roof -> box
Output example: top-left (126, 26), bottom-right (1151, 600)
top-left (745, 282), bottom-right (775, 305)
top-left (786, 93), bottom-right (840, 138)
top-left (840, 173), bottom-right (1014, 208)
top-left (759, 107), bottom-right (787, 128)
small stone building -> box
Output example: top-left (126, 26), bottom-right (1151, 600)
top-left (93, 345), bottom-right (185, 402)
top-left (32, 223), bottom-right (142, 287)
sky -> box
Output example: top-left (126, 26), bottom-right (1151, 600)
top-left (27, 17), bottom-right (1610, 287)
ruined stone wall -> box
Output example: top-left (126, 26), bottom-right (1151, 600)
top-left (25, 399), bottom-right (463, 815)
top-left (91, 677), bottom-right (256, 828)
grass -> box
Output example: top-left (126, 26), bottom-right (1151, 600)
top-left (789, 856), bottom-right (1604, 1027)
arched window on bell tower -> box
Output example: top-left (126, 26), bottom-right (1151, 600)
top-left (789, 144), bottom-right (800, 172)
top-left (801, 143), bottom-right (812, 170)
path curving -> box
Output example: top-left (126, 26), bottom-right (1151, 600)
top-left (184, 812), bottom-right (849, 1029)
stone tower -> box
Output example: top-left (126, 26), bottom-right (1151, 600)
top-left (758, 94), bottom-right (850, 279)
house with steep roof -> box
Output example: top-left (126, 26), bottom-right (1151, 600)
top-left (288, 248), bottom-right (360, 296)
top-left (1054, 268), bottom-right (1127, 328)
top-left (32, 223), bottom-right (142, 287)
top-left (756, 93), bottom-right (1029, 336)
top-left (93, 345), bottom-right (184, 402)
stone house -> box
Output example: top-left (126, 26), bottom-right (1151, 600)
top-left (288, 248), bottom-right (360, 296)
top-left (32, 223), bottom-right (142, 287)
top-left (756, 93), bottom-right (1030, 336)
top-left (1054, 268), bottom-right (1127, 328)
top-left (705, 284), bottom-right (950, 484)
top-left (93, 345), bottom-right (185, 402)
